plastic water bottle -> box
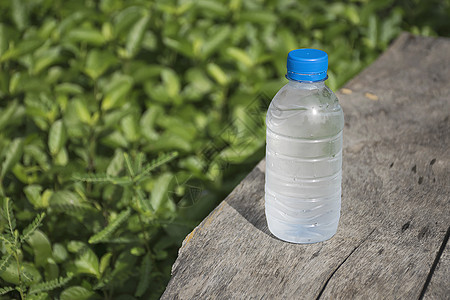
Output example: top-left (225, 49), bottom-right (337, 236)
top-left (265, 49), bottom-right (344, 243)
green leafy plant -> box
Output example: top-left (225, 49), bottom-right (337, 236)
top-left (0, 197), bottom-right (73, 299)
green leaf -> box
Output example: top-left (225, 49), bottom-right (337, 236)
top-left (32, 47), bottom-right (61, 74)
top-left (28, 273), bottom-right (73, 294)
top-left (60, 286), bottom-right (96, 300)
top-left (73, 98), bottom-right (91, 124)
top-left (126, 14), bottom-right (150, 58)
top-left (67, 28), bottom-right (105, 46)
top-left (99, 253), bottom-right (112, 274)
top-left (226, 47), bottom-right (253, 68)
top-left (84, 49), bottom-right (118, 80)
top-left (27, 230), bottom-right (53, 267)
top-left (161, 68), bottom-right (180, 99)
top-left (207, 63), bottom-right (228, 86)
top-left (121, 114), bottom-right (140, 143)
top-left (0, 100), bottom-right (19, 131)
top-left (24, 144), bottom-right (50, 172)
top-left (11, 0), bottom-right (28, 30)
top-left (21, 212), bottom-right (45, 243)
top-left (24, 185), bottom-right (45, 208)
top-left (49, 190), bottom-right (94, 212)
top-left (45, 257), bottom-right (59, 281)
top-left (27, 292), bottom-right (50, 300)
top-left (0, 39), bottom-right (44, 63)
top-left (134, 188), bottom-right (152, 212)
top-left (48, 119), bottom-right (67, 156)
top-left (1, 261), bottom-right (41, 285)
top-left (135, 253), bottom-right (152, 297)
top-left (52, 243), bottom-right (68, 263)
top-left (1, 138), bottom-right (24, 180)
top-left (2, 197), bottom-right (16, 240)
top-left (150, 173), bottom-right (174, 211)
top-left (55, 83), bottom-right (84, 95)
top-left (0, 253), bottom-right (12, 274)
top-left (135, 151), bottom-right (178, 182)
top-left (123, 153), bottom-right (135, 177)
top-left (72, 173), bottom-right (132, 185)
top-left (202, 25), bottom-right (231, 57)
top-left (67, 241), bottom-right (87, 253)
top-left (107, 149), bottom-right (124, 176)
top-left (75, 248), bottom-right (100, 278)
top-left (163, 37), bottom-right (194, 58)
top-left (0, 286), bottom-right (14, 296)
top-left (196, 0), bottom-right (228, 17)
top-left (54, 146), bottom-right (68, 166)
top-left (101, 75), bottom-right (133, 111)
top-left (239, 11), bottom-right (277, 23)
top-left (88, 208), bottom-right (131, 244)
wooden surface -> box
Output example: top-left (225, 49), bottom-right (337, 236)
top-left (162, 33), bottom-right (450, 299)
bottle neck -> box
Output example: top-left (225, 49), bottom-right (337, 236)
top-left (287, 78), bottom-right (326, 90)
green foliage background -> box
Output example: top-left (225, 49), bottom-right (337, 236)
top-left (0, 0), bottom-right (448, 299)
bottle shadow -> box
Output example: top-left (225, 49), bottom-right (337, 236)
top-left (224, 163), bottom-right (279, 241)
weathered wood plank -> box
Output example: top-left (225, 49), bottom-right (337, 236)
top-left (162, 33), bottom-right (450, 299)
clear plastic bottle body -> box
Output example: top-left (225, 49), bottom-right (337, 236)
top-left (265, 79), bottom-right (344, 243)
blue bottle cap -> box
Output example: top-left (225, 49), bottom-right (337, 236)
top-left (286, 49), bottom-right (328, 82)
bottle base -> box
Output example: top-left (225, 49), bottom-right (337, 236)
top-left (266, 215), bottom-right (338, 244)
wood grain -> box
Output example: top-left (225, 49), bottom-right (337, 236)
top-left (162, 33), bottom-right (450, 299)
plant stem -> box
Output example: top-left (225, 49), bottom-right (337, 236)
top-left (13, 252), bottom-right (25, 300)
top-left (137, 211), bottom-right (151, 253)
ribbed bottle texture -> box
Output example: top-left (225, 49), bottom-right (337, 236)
top-left (265, 80), bottom-right (344, 244)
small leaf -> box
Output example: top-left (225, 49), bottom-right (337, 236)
top-left (53, 243), bottom-right (68, 263)
top-left (75, 248), bottom-right (100, 278)
top-left (67, 28), bottom-right (105, 46)
top-left (123, 153), bottom-right (135, 177)
top-left (54, 146), bottom-right (68, 166)
top-left (106, 149), bottom-right (124, 176)
top-left (2, 197), bottom-right (16, 240)
top-left (121, 114), bottom-right (140, 143)
top-left (226, 47), bottom-right (253, 68)
top-left (135, 151), bottom-right (178, 182)
top-left (28, 273), bottom-right (73, 294)
top-left (0, 100), bottom-right (19, 131)
top-left (150, 173), bottom-right (174, 211)
top-left (48, 119), bottom-right (67, 156)
top-left (161, 68), bottom-right (180, 99)
top-left (21, 212), bottom-right (45, 243)
top-left (49, 190), bottom-right (94, 212)
top-left (135, 253), bottom-right (152, 297)
top-left (11, 0), bottom-right (28, 30)
top-left (126, 14), bottom-right (150, 58)
top-left (239, 11), bottom-right (277, 23)
top-left (0, 253), bottom-right (12, 274)
top-left (207, 63), bottom-right (228, 85)
top-left (27, 230), bottom-right (53, 267)
top-left (99, 253), bottom-right (112, 275)
top-left (0, 286), bottom-right (14, 296)
top-left (88, 208), bottom-right (131, 244)
top-left (67, 241), bottom-right (87, 253)
top-left (0, 39), bottom-right (44, 63)
top-left (24, 185), bottom-right (44, 208)
top-left (72, 173), bottom-right (132, 185)
top-left (84, 49), bottom-right (117, 80)
top-left (54, 83), bottom-right (84, 95)
top-left (101, 76), bottom-right (133, 111)
top-left (73, 100), bottom-right (91, 125)
top-left (1, 138), bottom-right (24, 179)
top-left (60, 286), bottom-right (96, 300)
top-left (202, 25), bottom-right (231, 57)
